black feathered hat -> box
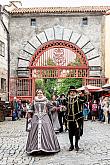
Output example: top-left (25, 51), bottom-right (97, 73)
top-left (68, 86), bottom-right (77, 93)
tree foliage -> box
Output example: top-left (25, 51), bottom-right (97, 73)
top-left (67, 56), bottom-right (81, 66)
top-left (43, 78), bottom-right (57, 99)
top-left (35, 57), bottom-right (82, 99)
top-left (35, 79), bottom-right (43, 89)
top-left (56, 78), bottom-right (82, 95)
top-left (46, 57), bottom-right (56, 66)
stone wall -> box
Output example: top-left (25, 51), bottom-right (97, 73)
top-left (105, 14), bottom-right (110, 83)
top-left (0, 9), bottom-right (9, 101)
top-left (9, 13), bottom-right (104, 77)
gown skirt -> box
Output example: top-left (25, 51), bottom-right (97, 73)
top-left (26, 113), bottom-right (60, 154)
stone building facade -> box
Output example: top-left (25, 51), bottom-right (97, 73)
top-left (8, 5), bottom-right (110, 100)
top-left (0, 5), bottom-right (9, 101)
top-left (1, 1), bottom-right (110, 100)
top-left (8, 6), bottom-right (110, 78)
top-left (105, 10), bottom-right (110, 83)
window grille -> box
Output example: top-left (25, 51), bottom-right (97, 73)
top-left (82, 17), bottom-right (88, 25)
top-left (1, 78), bottom-right (6, 92)
top-left (0, 40), bottom-right (5, 57)
top-left (31, 18), bottom-right (36, 26)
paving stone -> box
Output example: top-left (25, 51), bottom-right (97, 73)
top-left (0, 119), bottom-right (110, 165)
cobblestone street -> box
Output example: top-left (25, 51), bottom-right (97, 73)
top-left (0, 119), bottom-right (110, 165)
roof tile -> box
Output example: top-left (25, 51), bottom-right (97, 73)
top-left (10, 6), bottom-right (110, 14)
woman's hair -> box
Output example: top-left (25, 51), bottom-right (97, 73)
top-left (51, 94), bottom-right (57, 99)
top-left (60, 93), bottom-right (65, 98)
top-left (36, 89), bottom-right (45, 95)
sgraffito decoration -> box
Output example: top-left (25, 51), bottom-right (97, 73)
top-left (53, 48), bottom-right (66, 66)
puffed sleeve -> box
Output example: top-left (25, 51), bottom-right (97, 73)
top-left (46, 100), bottom-right (56, 112)
top-left (46, 100), bottom-right (55, 124)
top-left (27, 102), bottom-right (34, 118)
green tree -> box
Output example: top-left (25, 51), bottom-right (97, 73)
top-left (46, 57), bottom-right (56, 66)
top-left (43, 78), bottom-right (57, 99)
top-left (57, 78), bottom-right (82, 95)
top-left (35, 57), bottom-right (82, 98)
top-left (43, 58), bottom-right (57, 99)
top-left (35, 79), bottom-right (43, 89)
top-left (67, 56), bottom-right (81, 66)
top-left (35, 78), bottom-right (57, 99)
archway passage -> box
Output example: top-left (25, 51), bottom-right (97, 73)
top-left (9, 40), bottom-right (108, 102)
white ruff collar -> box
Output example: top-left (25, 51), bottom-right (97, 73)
top-left (34, 96), bottom-right (47, 102)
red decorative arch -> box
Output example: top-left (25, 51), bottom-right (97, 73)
top-left (29, 40), bottom-right (88, 67)
top-left (28, 40), bottom-right (89, 79)
top-left (9, 40), bottom-right (108, 102)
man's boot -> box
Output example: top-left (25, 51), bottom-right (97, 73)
top-left (75, 137), bottom-right (79, 151)
top-left (69, 132), bottom-right (74, 151)
top-left (69, 145), bottom-right (74, 151)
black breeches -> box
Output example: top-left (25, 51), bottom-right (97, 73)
top-left (68, 121), bottom-right (80, 147)
top-left (69, 129), bottom-right (74, 146)
top-left (69, 129), bottom-right (79, 147)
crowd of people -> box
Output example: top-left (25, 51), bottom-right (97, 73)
top-left (12, 97), bottom-right (30, 121)
top-left (83, 95), bottom-right (110, 124)
top-left (12, 86), bottom-right (110, 155)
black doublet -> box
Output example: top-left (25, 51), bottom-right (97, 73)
top-left (67, 95), bottom-right (84, 139)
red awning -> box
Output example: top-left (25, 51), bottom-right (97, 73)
top-left (77, 85), bottom-right (102, 92)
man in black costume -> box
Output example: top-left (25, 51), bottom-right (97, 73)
top-left (57, 94), bottom-right (67, 132)
top-left (66, 86), bottom-right (85, 151)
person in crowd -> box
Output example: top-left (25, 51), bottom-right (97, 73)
top-left (57, 94), bottom-right (67, 132)
top-left (17, 99), bottom-right (23, 120)
top-left (22, 103), bottom-right (27, 118)
top-left (88, 93), bottom-right (93, 120)
top-left (12, 109), bottom-right (17, 121)
top-left (102, 97), bottom-right (109, 124)
top-left (83, 101), bottom-right (90, 121)
top-left (26, 89), bottom-right (60, 154)
top-left (98, 96), bottom-right (104, 122)
top-left (51, 94), bottom-right (60, 133)
top-left (25, 101), bottom-right (32, 132)
top-left (108, 98), bottom-right (110, 124)
top-left (78, 90), bottom-right (88, 121)
top-left (13, 97), bottom-right (19, 120)
top-left (91, 100), bottom-right (97, 121)
top-left (66, 86), bottom-right (84, 151)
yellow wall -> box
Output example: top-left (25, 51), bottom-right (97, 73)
top-left (105, 15), bottom-right (110, 83)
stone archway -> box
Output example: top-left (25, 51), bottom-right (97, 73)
top-left (18, 25), bottom-right (100, 78)
top-left (26, 39), bottom-right (89, 99)
top-left (9, 26), bottom-right (108, 101)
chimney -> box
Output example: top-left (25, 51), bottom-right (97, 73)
top-left (9, 1), bottom-right (22, 8)
top-left (4, 1), bottom-right (22, 12)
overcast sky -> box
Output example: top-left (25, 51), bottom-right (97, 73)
top-left (0, 0), bottom-right (110, 7)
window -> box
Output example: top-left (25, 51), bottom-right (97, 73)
top-left (1, 78), bottom-right (6, 92)
top-left (0, 40), bottom-right (5, 57)
top-left (82, 17), bottom-right (88, 25)
top-left (90, 66), bottom-right (101, 71)
top-left (31, 18), bottom-right (36, 26)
